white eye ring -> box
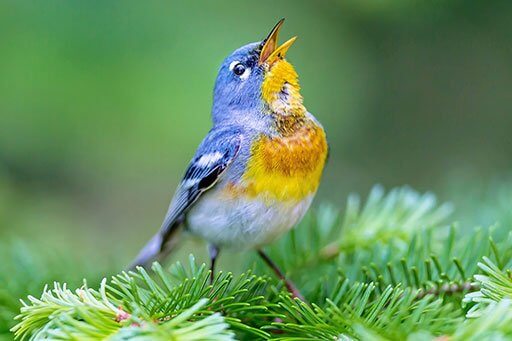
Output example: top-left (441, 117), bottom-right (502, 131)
top-left (229, 61), bottom-right (251, 81)
top-left (229, 61), bottom-right (240, 71)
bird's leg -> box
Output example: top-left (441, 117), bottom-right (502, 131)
top-left (257, 249), bottom-right (303, 300)
top-left (208, 244), bottom-right (219, 284)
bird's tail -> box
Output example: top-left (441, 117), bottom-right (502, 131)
top-left (128, 224), bottom-right (183, 271)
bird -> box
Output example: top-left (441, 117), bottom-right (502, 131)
top-left (130, 19), bottom-right (328, 297)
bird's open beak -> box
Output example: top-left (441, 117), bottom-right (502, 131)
top-left (258, 19), bottom-right (297, 66)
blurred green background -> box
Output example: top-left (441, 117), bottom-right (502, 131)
top-left (1, 1), bottom-right (511, 272)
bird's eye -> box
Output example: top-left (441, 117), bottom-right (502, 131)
top-left (233, 63), bottom-right (246, 76)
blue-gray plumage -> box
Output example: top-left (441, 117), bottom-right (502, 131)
top-left (212, 43), bottom-right (264, 121)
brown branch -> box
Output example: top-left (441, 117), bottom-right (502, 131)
top-left (415, 282), bottom-right (479, 299)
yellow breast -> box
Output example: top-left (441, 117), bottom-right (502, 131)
top-left (240, 123), bottom-right (328, 202)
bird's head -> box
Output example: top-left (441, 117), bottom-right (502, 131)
top-left (212, 19), bottom-right (304, 125)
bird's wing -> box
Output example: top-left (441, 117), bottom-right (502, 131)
top-left (159, 128), bottom-right (242, 241)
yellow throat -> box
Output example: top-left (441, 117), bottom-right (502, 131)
top-left (261, 59), bottom-right (305, 120)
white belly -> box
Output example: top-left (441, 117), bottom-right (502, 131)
top-left (186, 189), bottom-right (314, 250)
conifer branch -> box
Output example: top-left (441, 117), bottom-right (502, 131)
top-left (4, 186), bottom-right (512, 339)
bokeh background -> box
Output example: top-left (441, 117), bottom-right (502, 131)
top-left (1, 1), bottom-right (511, 275)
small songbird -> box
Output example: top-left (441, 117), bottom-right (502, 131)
top-left (131, 19), bottom-right (328, 296)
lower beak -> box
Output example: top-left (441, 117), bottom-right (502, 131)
top-left (259, 19), bottom-right (297, 66)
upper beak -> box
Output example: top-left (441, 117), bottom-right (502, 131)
top-left (258, 18), bottom-right (297, 66)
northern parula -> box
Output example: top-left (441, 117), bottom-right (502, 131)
top-left (131, 19), bottom-right (328, 296)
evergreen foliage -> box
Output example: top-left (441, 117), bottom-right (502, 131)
top-left (3, 185), bottom-right (512, 340)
